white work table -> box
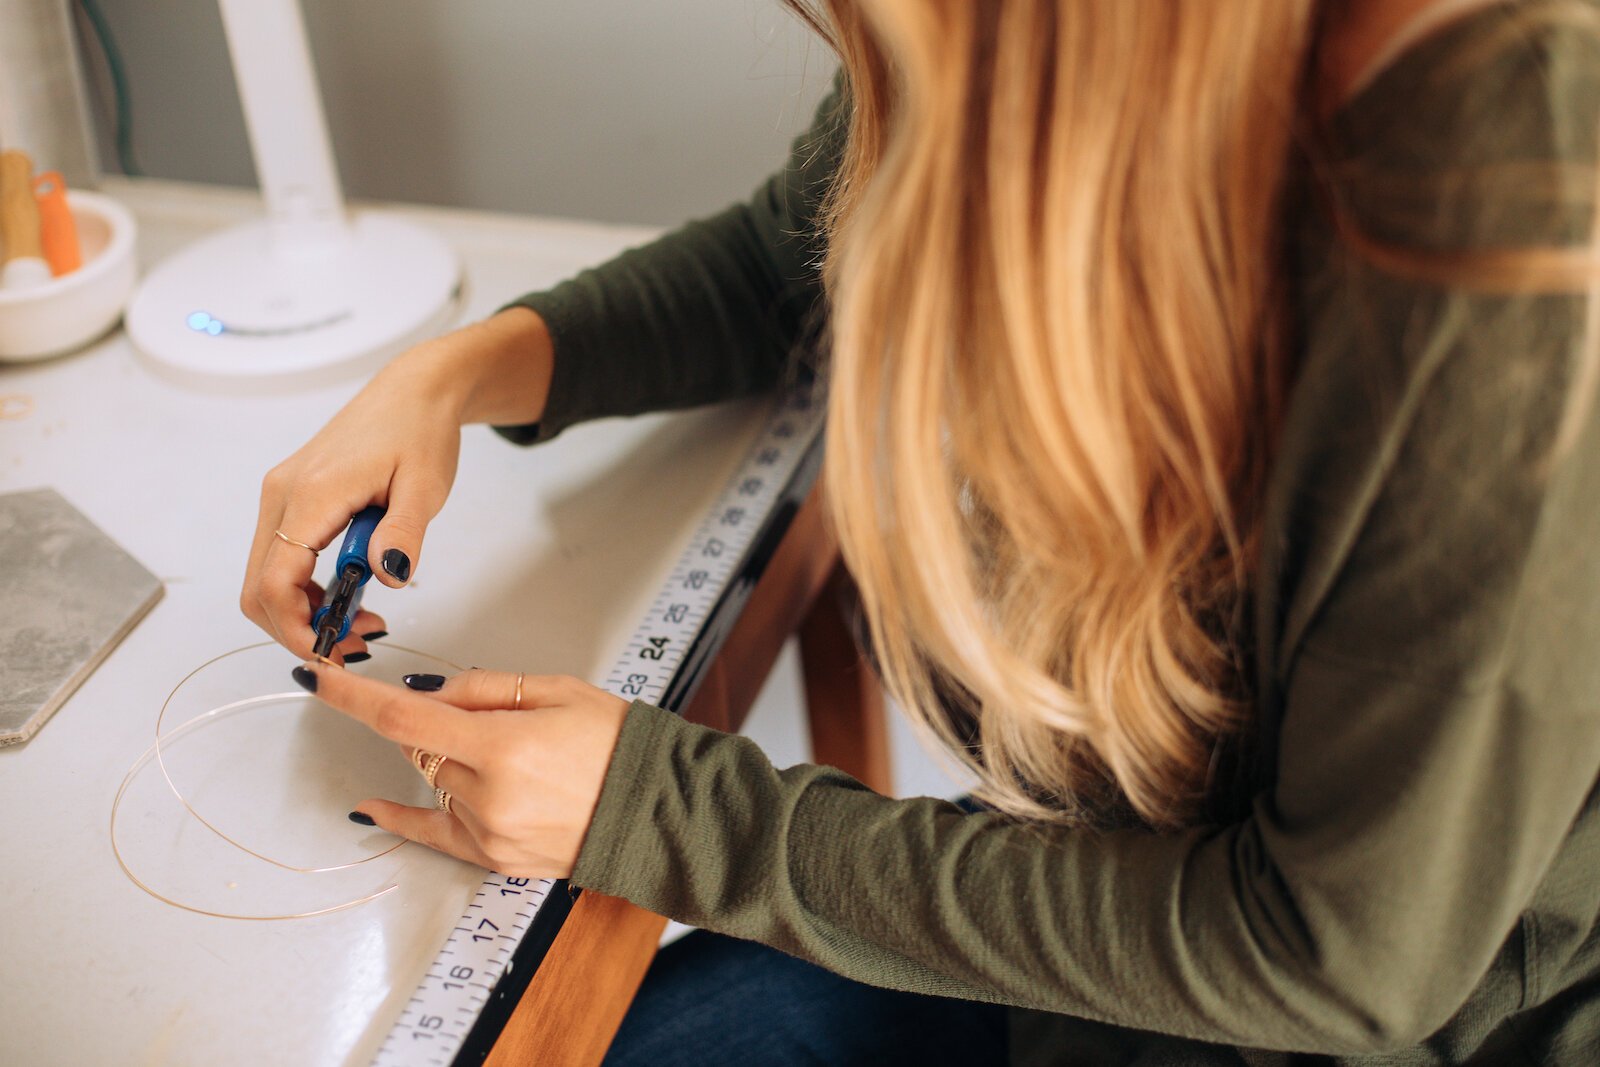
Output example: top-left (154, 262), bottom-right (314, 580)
top-left (0, 178), bottom-right (772, 1066)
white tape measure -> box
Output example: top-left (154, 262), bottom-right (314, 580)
top-left (374, 386), bottom-right (824, 1066)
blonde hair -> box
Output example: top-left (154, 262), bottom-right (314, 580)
top-left (794, 0), bottom-right (1600, 827)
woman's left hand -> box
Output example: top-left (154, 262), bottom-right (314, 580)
top-left (294, 661), bottom-right (629, 878)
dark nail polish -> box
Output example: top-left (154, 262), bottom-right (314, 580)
top-left (344, 651), bottom-right (372, 664)
top-left (348, 811), bottom-right (376, 826)
top-left (361, 630), bottom-right (388, 641)
top-left (404, 673), bottom-right (445, 692)
top-left (292, 666), bottom-right (318, 693)
top-left (382, 548), bottom-right (411, 583)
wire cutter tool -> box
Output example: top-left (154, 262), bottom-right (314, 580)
top-left (310, 505), bottom-right (384, 659)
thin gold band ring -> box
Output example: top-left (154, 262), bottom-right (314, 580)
top-left (273, 529), bottom-right (320, 557)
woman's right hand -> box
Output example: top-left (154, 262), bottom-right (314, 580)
top-left (241, 307), bottom-right (555, 660)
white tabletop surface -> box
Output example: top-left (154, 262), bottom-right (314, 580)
top-left (0, 178), bottom-right (770, 1067)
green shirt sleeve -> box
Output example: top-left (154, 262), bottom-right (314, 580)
top-left (571, 11), bottom-right (1600, 1059)
top-left (575, 314), bottom-right (1600, 1055)
top-left (491, 79), bottom-right (846, 444)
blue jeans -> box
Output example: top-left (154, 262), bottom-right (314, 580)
top-left (604, 929), bottom-right (1010, 1066)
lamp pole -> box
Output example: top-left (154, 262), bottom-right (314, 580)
top-left (217, 0), bottom-right (347, 256)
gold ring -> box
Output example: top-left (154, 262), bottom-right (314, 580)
top-left (513, 672), bottom-right (524, 710)
top-left (412, 748), bottom-right (435, 775)
top-left (273, 529), bottom-right (320, 557)
top-left (435, 788), bottom-right (453, 814)
top-left (423, 753), bottom-right (448, 789)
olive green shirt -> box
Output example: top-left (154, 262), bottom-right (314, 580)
top-left (500, 5), bottom-right (1600, 1063)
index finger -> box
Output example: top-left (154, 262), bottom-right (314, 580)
top-left (256, 500), bottom-right (351, 656)
top-left (243, 501), bottom-right (330, 656)
top-left (294, 660), bottom-right (486, 764)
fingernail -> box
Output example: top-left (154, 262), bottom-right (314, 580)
top-left (361, 630), bottom-right (388, 641)
top-left (382, 549), bottom-right (411, 583)
top-left (292, 665), bottom-right (318, 693)
top-left (404, 673), bottom-right (445, 692)
top-left (344, 651), bottom-right (372, 664)
top-left (348, 811), bottom-right (376, 826)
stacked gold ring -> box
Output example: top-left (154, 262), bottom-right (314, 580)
top-left (422, 752), bottom-right (448, 788)
top-left (513, 672), bottom-right (524, 710)
top-left (412, 749), bottom-right (454, 812)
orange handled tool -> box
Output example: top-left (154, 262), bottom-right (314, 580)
top-left (33, 171), bottom-right (81, 277)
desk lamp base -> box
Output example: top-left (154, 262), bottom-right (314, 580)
top-left (126, 212), bottom-right (460, 391)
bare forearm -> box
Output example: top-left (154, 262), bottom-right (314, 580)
top-left (456, 306), bottom-right (554, 426)
top-left (381, 306), bottom-right (555, 429)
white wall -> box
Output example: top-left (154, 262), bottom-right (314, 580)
top-left (84, 0), bottom-right (836, 226)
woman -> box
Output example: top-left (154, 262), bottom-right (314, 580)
top-left (243, 1), bottom-right (1600, 1063)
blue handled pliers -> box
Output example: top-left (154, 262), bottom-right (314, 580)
top-left (310, 505), bottom-right (384, 659)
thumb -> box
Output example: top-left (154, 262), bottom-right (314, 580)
top-left (369, 470), bottom-right (445, 588)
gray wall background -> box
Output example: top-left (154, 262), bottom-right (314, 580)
top-left (80, 1), bottom-right (835, 227)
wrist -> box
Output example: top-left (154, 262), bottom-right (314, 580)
top-left (460, 306), bottom-right (555, 426)
top-left (388, 306), bottom-right (554, 427)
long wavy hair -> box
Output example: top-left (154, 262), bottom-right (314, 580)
top-left (787, 0), bottom-right (1600, 827)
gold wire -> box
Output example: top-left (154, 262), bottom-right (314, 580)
top-left (109, 640), bottom-right (464, 920)
top-left (152, 643), bottom-right (407, 873)
top-left (110, 694), bottom-right (399, 920)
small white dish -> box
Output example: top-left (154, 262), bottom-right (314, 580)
top-left (0, 189), bottom-right (138, 361)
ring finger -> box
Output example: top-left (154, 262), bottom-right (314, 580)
top-left (405, 745), bottom-right (484, 809)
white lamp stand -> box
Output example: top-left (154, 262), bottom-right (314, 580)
top-left (127, 0), bottom-right (461, 389)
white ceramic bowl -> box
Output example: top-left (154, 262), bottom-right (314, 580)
top-left (0, 190), bottom-right (138, 361)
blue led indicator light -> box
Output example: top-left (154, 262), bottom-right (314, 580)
top-left (187, 311), bottom-right (225, 336)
